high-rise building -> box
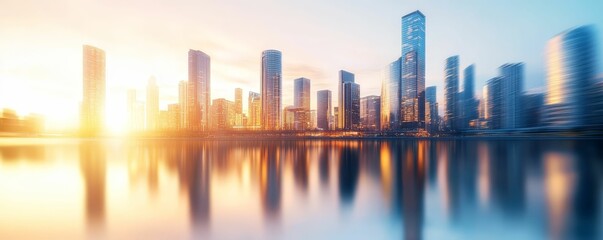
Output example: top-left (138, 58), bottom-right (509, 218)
top-left (544, 26), bottom-right (597, 128)
top-left (316, 90), bottom-right (332, 130)
top-left (401, 10), bottom-right (426, 129)
top-left (248, 91), bottom-right (261, 128)
top-left (381, 58), bottom-right (401, 130)
top-left (342, 80), bottom-right (360, 130)
top-left (211, 98), bottom-right (234, 130)
top-left (188, 49), bottom-right (211, 131)
top-left (294, 77), bottom-right (311, 130)
top-left (425, 86), bottom-right (438, 132)
top-left (261, 50), bottom-right (282, 130)
top-left (334, 106), bottom-right (339, 129)
top-left (310, 110), bottom-right (317, 130)
top-left (127, 89), bottom-right (145, 132)
top-left (234, 88), bottom-right (243, 115)
top-left (462, 65), bottom-right (478, 129)
top-left (499, 63), bottom-right (524, 129)
top-left (445, 56), bottom-right (459, 131)
top-left (485, 77), bottom-right (503, 129)
top-left (360, 95), bottom-right (380, 130)
top-left (81, 45), bottom-right (105, 136)
top-left (338, 70), bottom-right (359, 129)
top-left (146, 77), bottom-right (159, 130)
top-left (178, 81), bottom-right (188, 129)
top-left (167, 104), bottom-right (180, 130)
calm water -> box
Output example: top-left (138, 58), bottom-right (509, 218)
top-left (0, 138), bottom-right (602, 240)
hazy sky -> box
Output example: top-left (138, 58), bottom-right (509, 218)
top-left (0, 0), bottom-right (602, 131)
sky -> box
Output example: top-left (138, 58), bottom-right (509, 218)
top-left (0, 0), bottom-right (602, 132)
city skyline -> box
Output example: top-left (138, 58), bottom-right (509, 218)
top-left (1, 1), bottom-right (603, 133)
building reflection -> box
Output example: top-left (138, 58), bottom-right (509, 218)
top-left (259, 142), bottom-right (282, 220)
top-left (338, 142), bottom-right (360, 206)
top-left (79, 141), bottom-right (106, 234)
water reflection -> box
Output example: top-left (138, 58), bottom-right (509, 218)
top-left (0, 139), bottom-right (601, 239)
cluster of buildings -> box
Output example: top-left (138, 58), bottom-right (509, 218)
top-left (79, 10), bottom-right (603, 136)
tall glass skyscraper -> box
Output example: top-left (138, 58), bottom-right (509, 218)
top-left (545, 25), bottom-right (597, 128)
top-left (261, 50), bottom-right (282, 130)
top-left (248, 91), bottom-right (261, 128)
top-left (338, 70), bottom-right (355, 129)
top-left (316, 90), bottom-right (332, 130)
top-left (500, 63), bottom-right (524, 129)
top-left (445, 56), bottom-right (459, 131)
top-left (81, 45), bottom-right (105, 136)
top-left (462, 65), bottom-right (478, 128)
top-left (188, 49), bottom-right (211, 131)
top-left (401, 10), bottom-right (426, 129)
top-left (380, 58), bottom-right (401, 130)
top-left (294, 77), bottom-right (311, 129)
top-left (342, 81), bottom-right (360, 130)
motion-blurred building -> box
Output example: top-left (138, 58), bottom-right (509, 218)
top-left (444, 56), bottom-right (459, 131)
top-left (81, 45), bottom-right (105, 136)
top-left (425, 86), bottom-right (439, 132)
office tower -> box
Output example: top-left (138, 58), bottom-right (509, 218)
top-left (544, 26), bottom-right (597, 128)
top-left (294, 77), bottom-right (311, 129)
top-left (167, 104), bottom-right (180, 130)
top-left (211, 98), bottom-right (234, 130)
top-left (178, 81), bottom-right (188, 129)
top-left (360, 95), bottom-right (380, 130)
top-left (127, 89), bottom-right (145, 131)
top-left (81, 45), bottom-right (105, 136)
top-left (338, 70), bottom-right (359, 129)
top-left (499, 63), bottom-right (524, 129)
top-left (146, 77), bottom-right (159, 130)
top-left (188, 49), bottom-right (211, 131)
top-left (462, 65), bottom-right (478, 128)
top-left (401, 10), bottom-right (426, 129)
top-left (235, 88), bottom-right (243, 115)
top-left (334, 106), bottom-right (339, 129)
top-left (445, 56), bottom-right (459, 131)
top-left (342, 80), bottom-right (360, 130)
top-left (381, 58), bottom-right (401, 130)
top-left (261, 50), bottom-right (282, 130)
top-left (316, 90), bottom-right (332, 130)
top-left (248, 91), bottom-right (261, 128)
top-left (521, 93), bottom-right (544, 128)
top-left (282, 106), bottom-right (306, 130)
top-left (485, 77), bottom-right (503, 129)
top-left (425, 86), bottom-right (438, 132)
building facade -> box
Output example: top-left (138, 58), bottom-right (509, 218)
top-left (316, 90), bottom-right (332, 130)
top-left (401, 11), bottom-right (426, 129)
top-left (360, 95), bottom-right (380, 130)
top-left (338, 70), bottom-right (358, 130)
top-left (444, 56), bottom-right (459, 131)
top-left (425, 86), bottom-right (438, 132)
top-left (248, 91), bottom-right (261, 129)
top-left (81, 45), bottom-right (106, 136)
top-left (188, 49), bottom-right (211, 131)
top-left (261, 50), bottom-right (282, 130)
top-left (293, 77), bottom-right (311, 130)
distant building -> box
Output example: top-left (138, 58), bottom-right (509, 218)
top-left (544, 26), bottom-right (597, 128)
top-left (425, 86), bottom-right (438, 132)
top-left (146, 77), bottom-right (159, 130)
top-left (310, 110), bottom-right (317, 129)
top-left (167, 104), bottom-right (180, 130)
top-left (360, 95), bottom-right (380, 130)
top-left (338, 70), bottom-right (360, 130)
top-left (178, 81), bottom-right (188, 129)
top-left (81, 45), bottom-right (105, 136)
top-left (261, 50), bottom-right (282, 130)
top-left (444, 56), bottom-right (459, 131)
top-left (461, 65), bottom-right (478, 129)
top-left (248, 91), bottom-right (261, 128)
top-left (521, 93), bottom-right (544, 128)
top-left (485, 77), bottom-right (503, 129)
top-left (294, 78), bottom-right (311, 130)
top-left (499, 63), bottom-right (524, 129)
top-left (211, 98), bottom-right (234, 130)
top-left (381, 58), bottom-right (401, 130)
top-left (588, 81), bottom-right (603, 127)
top-left (283, 106), bottom-right (307, 130)
top-left (188, 49), bottom-right (211, 131)
top-left (234, 88), bottom-right (244, 127)
top-left (334, 106), bottom-right (339, 129)
top-left (316, 90), bottom-right (332, 130)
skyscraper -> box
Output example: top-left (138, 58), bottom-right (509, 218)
top-left (485, 77), bottom-right (503, 129)
top-left (544, 25), bottom-right (597, 128)
top-left (338, 70), bottom-right (357, 129)
top-left (381, 58), bottom-right (401, 130)
top-left (188, 49), bottom-right (211, 131)
top-left (401, 10), bottom-right (426, 129)
top-left (234, 88), bottom-right (243, 115)
top-left (462, 65), bottom-right (478, 129)
top-left (211, 98), bottom-right (234, 130)
top-left (178, 80), bottom-right (188, 129)
top-left (81, 45), bottom-right (105, 136)
top-left (499, 63), bottom-right (524, 129)
top-left (293, 78), bottom-right (311, 130)
top-left (445, 56), bottom-right (459, 131)
top-left (261, 50), bottom-right (282, 130)
top-left (248, 91), bottom-right (261, 128)
top-left (146, 77), bottom-right (159, 131)
top-left (360, 95), bottom-right (380, 130)
top-left (425, 86), bottom-right (438, 132)
top-left (316, 90), bottom-right (332, 130)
